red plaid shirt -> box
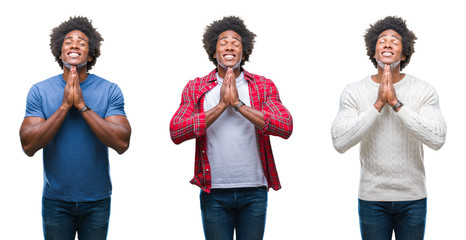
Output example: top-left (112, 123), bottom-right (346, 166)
top-left (170, 69), bottom-right (293, 193)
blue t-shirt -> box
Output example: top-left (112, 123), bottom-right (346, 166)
top-left (25, 74), bottom-right (126, 202)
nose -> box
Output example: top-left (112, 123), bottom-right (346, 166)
top-left (225, 43), bottom-right (234, 51)
top-left (383, 41), bottom-right (392, 49)
top-left (70, 41), bottom-right (79, 49)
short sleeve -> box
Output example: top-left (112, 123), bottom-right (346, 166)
top-left (25, 85), bottom-right (45, 119)
top-left (105, 84), bottom-right (126, 118)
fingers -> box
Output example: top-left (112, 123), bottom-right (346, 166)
top-left (62, 70), bottom-right (74, 109)
top-left (384, 64), bottom-right (394, 85)
top-left (228, 68), bottom-right (236, 87)
top-left (225, 68), bottom-right (234, 85)
top-left (219, 71), bottom-right (230, 107)
top-left (72, 69), bottom-right (85, 109)
top-left (70, 66), bottom-right (79, 84)
top-left (227, 68), bottom-right (239, 105)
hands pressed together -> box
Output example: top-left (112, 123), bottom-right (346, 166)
top-left (219, 67), bottom-right (240, 109)
top-left (374, 64), bottom-right (400, 112)
top-left (62, 66), bottom-right (86, 111)
top-left (205, 67), bottom-right (265, 129)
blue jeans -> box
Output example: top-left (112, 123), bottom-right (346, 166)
top-left (42, 196), bottom-right (111, 240)
top-left (200, 187), bottom-right (268, 240)
top-left (358, 198), bottom-right (427, 240)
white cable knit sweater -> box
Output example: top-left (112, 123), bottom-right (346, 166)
top-left (331, 74), bottom-right (447, 201)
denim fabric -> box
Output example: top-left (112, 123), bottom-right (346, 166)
top-left (200, 187), bottom-right (268, 240)
top-left (359, 198), bottom-right (427, 240)
top-left (42, 196), bottom-right (111, 240)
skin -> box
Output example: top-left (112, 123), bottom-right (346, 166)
top-left (371, 29), bottom-right (407, 113)
top-left (205, 30), bottom-right (265, 129)
top-left (20, 30), bottom-right (131, 156)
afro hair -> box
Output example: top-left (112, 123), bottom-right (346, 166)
top-left (364, 16), bottom-right (417, 71)
top-left (50, 16), bottom-right (103, 71)
top-left (203, 16), bottom-right (256, 67)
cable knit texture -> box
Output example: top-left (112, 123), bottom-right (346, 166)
top-left (331, 74), bottom-right (446, 201)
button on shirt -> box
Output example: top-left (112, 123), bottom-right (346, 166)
top-left (170, 69), bottom-right (293, 193)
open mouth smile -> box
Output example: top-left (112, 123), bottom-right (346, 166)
top-left (223, 54), bottom-right (236, 60)
top-left (382, 51), bottom-right (394, 57)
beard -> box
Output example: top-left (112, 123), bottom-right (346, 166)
top-left (62, 60), bottom-right (87, 69)
top-left (376, 59), bottom-right (401, 70)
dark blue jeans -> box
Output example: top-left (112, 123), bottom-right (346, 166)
top-left (42, 196), bottom-right (111, 240)
top-left (358, 198), bottom-right (427, 240)
top-left (200, 187), bottom-right (268, 240)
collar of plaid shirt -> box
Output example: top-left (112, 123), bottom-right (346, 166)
top-left (170, 68), bottom-right (293, 193)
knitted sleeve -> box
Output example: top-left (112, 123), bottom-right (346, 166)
top-left (331, 85), bottom-right (381, 153)
top-left (396, 86), bottom-right (447, 150)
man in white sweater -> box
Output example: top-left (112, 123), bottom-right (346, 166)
top-left (331, 16), bottom-right (446, 240)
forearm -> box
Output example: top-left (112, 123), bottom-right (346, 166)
top-left (205, 103), bottom-right (228, 128)
top-left (237, 105), bottom-right (265, 129)
top-left (20, 106), bottom-right (69, 156)
top-left (81, 111), bottom-right (131, 154)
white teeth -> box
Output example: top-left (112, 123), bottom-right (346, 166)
top-left (382, 52), bottom-right (393, 56)
top-left (224, 55), bottom-right (235, 60)
top-left (69, 53), bottom-right (79, 57)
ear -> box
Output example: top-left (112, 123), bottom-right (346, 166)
top-left (401, 54), bottom-right (406, 61)
top-left (213, 52), bottom-right (217, 59)
top-left (88, 55), bottom-right (93, 62)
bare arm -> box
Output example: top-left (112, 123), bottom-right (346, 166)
top-left (82, 112), bottom-right (131, 154)
top-left (20, 110), bottom-right (68, 157)
top-left (70, 66), bottom-right (131, 154)
top-left (21, 66), bottom-right (131, 156)
top-left (19, 67), bottom-right (76, 156)
top-left (226, 68), bottom-right (266, 129)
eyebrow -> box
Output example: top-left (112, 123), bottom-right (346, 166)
top-left (378, 34), bottom-right (401, 41)
top-left (65, 36), bottom-right (89, 42)
top-left (219, 36), bottom-right (241, 42)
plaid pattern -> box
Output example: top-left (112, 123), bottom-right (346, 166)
top-left (170, 69), bottom-right (293, 193)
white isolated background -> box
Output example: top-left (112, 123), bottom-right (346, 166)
top-left (0, 0), bottom-right (464, 239)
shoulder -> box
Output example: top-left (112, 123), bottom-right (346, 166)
top-left (33, 74), bottom-right (62, 88)
top-left (243, 69), bottom-right (270, 83)
top-left (27, 75), bottom-right (63, 96)
top-left (402, 74), bottom-right (438, 93)
top-left (185, 69), bottom-right (217, 89)
top-left (87, 74), bottom-right (114, 86)
top-left (87, 74), bottom-right (122, 91)
top-left (404, 74), bottom-right (433, 87)
top-left (342, 75), bottom-right (373, 94)
top-left (243, 69), bottom-right (277, 93)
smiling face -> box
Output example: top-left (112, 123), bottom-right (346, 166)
top-left (59, 30), bottom-right (92, 69)
top-left (373, 29), bottom-right (406, 69)
top-left (214, 30), bottom-right (244, 70)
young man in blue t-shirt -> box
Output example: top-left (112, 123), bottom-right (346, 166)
top-left (20, 16), bottom-right (131, 240)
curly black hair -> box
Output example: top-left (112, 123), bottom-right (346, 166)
top-left (203, 16), bottom-right (256, 67)
top-left (50, 16), bottom-right (103, 71)
top-left (364, 16), bottom-right (417, 71)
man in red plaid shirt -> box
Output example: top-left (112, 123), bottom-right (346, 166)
top-left (170, 16), bottom-right (292, 239)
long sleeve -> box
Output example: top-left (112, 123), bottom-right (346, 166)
top-left (169, 80), bottom-right (207, 144)
top-left (331, 75), bottom-right (446, 201)
top-left (396, 86), bottom-right (446, 150)
top-left (331, 85), bottom-right (381, 153)
top-left (260, 79), bottom-right (293, 139)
